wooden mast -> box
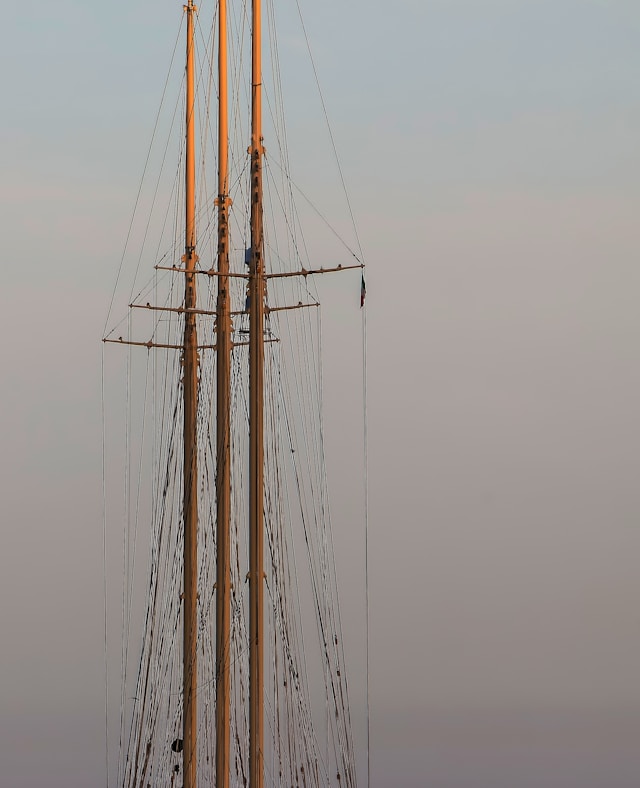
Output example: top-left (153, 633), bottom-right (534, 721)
top-left (182, 2), bottom-right (199, 787)
top-left (215, 0), bottom-right (232, 781)
top-left (248, 0), bottom-right (265, 779)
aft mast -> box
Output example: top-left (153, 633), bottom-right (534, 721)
top-left (182, 2), bottom-right (199, 787)
top-left (248, 0), bottom-right (265, 781)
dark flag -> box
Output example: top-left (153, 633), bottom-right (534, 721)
top-left (360, 274), bottom-right (366, 308)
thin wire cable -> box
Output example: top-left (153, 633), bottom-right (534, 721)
top-left (362, 300), bottom-right (370, 788)
top-left (268, 155), bottom-right (362, 264)
top-left (101, 347), bottom-right (111, 788)
top-left (103, 20), bottom-right (184, 336)
top-left (292, 0), bottom-right (365, 265)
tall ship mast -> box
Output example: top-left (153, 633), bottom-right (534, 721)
top-left (103, 1), bottom-right (365, 786)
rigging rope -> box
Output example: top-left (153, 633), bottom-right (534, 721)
top-left (292, 0), bottom-right (366, 266)
top-left (362, 301), bottom-right (370, 788)
top-left (103, 20), bottom-right (185, 337)
top-left (101, 347), bottom-right (111, 788)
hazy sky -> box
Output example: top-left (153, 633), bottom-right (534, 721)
top-left (1, 1), bottom-right (640, 786)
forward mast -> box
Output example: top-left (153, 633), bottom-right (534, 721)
top-left (182, 3), bottom-right (199, 786)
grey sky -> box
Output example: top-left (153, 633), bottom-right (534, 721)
top-left (1, 0), bottom-right (639, 786)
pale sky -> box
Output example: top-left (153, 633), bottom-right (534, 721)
top-left (1, 1), bottom-right (639, 786)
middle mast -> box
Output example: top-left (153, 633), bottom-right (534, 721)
top-left (214, 0), bottom-right (232, 783)
top-left (214, 0), bottom-right (264, 780)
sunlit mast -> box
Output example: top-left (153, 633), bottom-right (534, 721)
top-left (215, 0), bottom-right (232, 781)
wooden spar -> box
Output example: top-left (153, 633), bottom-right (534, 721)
top-left (249, 0), bottom-right (265, 780)
top-left (215, 0), bottom-right (232, 780)
top-left (182, 2), bottom-right (199, 787)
